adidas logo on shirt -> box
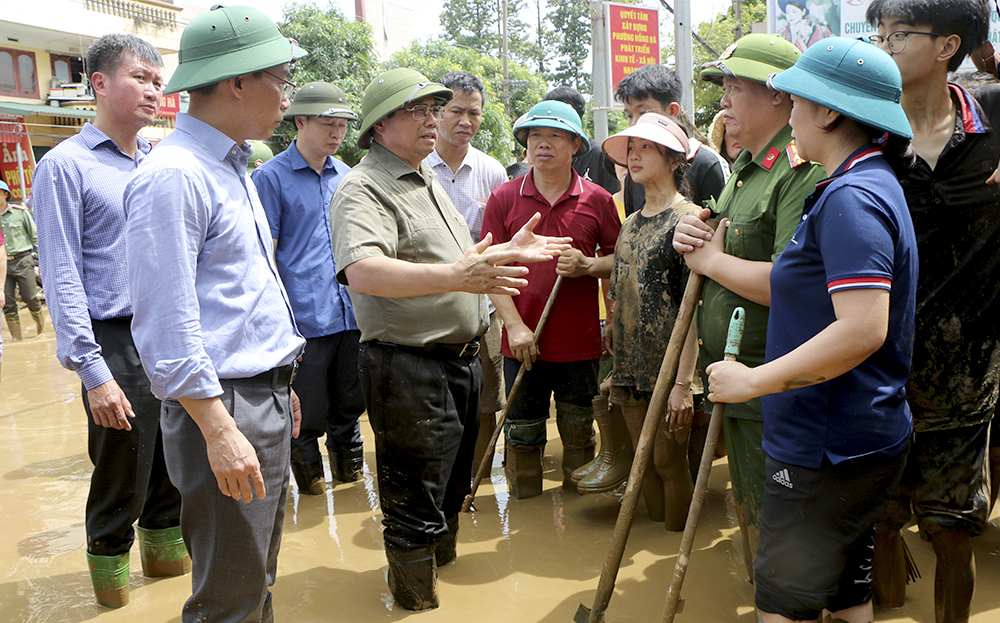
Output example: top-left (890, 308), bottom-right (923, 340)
top-left (772, 468), bottom-right (793, 489)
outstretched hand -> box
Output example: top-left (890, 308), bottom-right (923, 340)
top-left (492, 212), bottom-right (572, 265)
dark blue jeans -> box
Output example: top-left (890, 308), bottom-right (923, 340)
top-left (359, 342), bottom-right (481, 552)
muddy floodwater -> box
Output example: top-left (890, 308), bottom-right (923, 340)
top-left (3, 307), bottom-right (1000, 623)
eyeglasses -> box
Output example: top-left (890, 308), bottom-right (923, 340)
top-left (865, 30), bottom-right (944, 54)
top-left (404, 105), bottom-right (445, 122)
top-left (261, 69), bottom-right (297, 99)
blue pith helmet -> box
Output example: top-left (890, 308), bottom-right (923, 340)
top-left (0, 180), bottom-right (9, 197)
top-left (514, 101), bottom-right (588, 156)
top-left (769, 36), bottom-right (912, 139)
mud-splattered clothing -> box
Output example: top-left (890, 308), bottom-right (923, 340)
top-left (609, 199), bottom-right (700, 393)
top-left (902, 84), bottom-right (1000, 433)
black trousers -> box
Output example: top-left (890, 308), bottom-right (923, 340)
top-left (290, 330), bottom-right (365, 464)
top-left (82, 317), bottom-right (182, 556)
top-left (359, 342), bottom-right (481, 552)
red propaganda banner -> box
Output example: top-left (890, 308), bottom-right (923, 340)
top-left (0, 117), bottom-right (35, 202)
top-left (606, 3), bottom-right (660, 89)
top-left (159, 93), bottom-right (181, 118)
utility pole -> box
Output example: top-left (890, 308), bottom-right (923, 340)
top-left (734, 0), bottom-right (743, 41)
top-left (674, 0), bottom-right (693, 118)
top-left (590, 0), bottom-right (609, 144)
top-left (502, 0), bottom-right (511, 117)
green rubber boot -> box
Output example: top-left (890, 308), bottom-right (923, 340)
top-left (87, 551), bottom-right (130, 608)
top-left (137, 526), bottom-right (192, 577)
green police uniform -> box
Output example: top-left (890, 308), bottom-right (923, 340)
top-left (698, 34), bottom-right (825, 527)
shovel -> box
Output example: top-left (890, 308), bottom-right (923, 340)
top-left (575, 270), bottom-right (704, 623)
top-left (662, 307), bottom-right (745, 623)
top-left (462, 275), bottom-right (564, 513)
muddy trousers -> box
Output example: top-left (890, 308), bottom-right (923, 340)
top-left (359, 342), bottom-right (481, 552)
top-left (3, 253), bottom-right (41, 321)
top-left (290, 330), bottom-right (365, 464)
top-left (162, 379), bottom-right (293, 623)
top-left (82, 318), bottom-right (181, 557)
top-left (502, 357), bottom-right (598, 449)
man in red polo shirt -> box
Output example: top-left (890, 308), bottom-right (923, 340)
top-left (483, 101), bottom-right (621, 499)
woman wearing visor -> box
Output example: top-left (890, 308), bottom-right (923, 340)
top-left (705, 37), bottom-right (917, 622)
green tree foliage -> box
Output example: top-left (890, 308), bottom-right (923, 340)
top-left (273, 2), bottom-right (379, 166)
top-left (389, 38), bottom-right (548, 164)
top-left (547, 0), bottom-right (592, 92)
top-left (688, 0), bottom-right (768, 128)
top-left (440, 0), bottom-right (540, 68)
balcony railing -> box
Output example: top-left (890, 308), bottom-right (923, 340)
top-left (84, 0), bottom-right (179, 30)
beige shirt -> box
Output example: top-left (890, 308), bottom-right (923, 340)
top-left (330, 141), bottom-right (489, 347)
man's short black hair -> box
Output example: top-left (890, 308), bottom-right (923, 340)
top-left (439, 71), bottom-right (485, 102)
top-left (866, 0), bottom-right (989, 72)
top-left (614, 64), bottom-right (682, 108)
top-left (544, 86), bottom-right (587, 120)
top-left (86, 33), bottom-right (163, 82)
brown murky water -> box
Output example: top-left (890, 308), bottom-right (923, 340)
top-left (3, 307), bottom-right (1000, 622)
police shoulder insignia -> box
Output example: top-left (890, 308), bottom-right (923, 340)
top-left (761, 147), bottom-right (781, 170)
top-left (786, 141), bottom-right (807, 168)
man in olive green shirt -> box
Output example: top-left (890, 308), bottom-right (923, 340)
top-left (672, 34), bottom-right (825, 550)
top-left (0, 180), bottom-right (43, 339)
top-left (330, 68), bottom-right (568, 611)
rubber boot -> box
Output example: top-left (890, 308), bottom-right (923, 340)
top-left (136, 526), bottom-right (191, 577)
top-left (261, 592), bottom-right (274, 623)
top-left (435, 515), bottom-right (459, 567)
top-left (87, 551), bottom-right (129, 608)
top-left (652, 424), bottom-right (693, 532)
top-left (329, 445), bottom-right (363, 483)
top-left (621, 404), bottom-right (666, 522)
top-left (290, 458), bottom-right (325, 495)
top-left (571, 396), bottom-right (612, 485)
top-left (386, 547), bottom-right (438, 611)
top-left (503, 445), bottom-right (544, 499)
top-left (6, 315), bottom-right (22, 341)
top-left (31, 309), bottom-right (44, 335)
top-left (578, 402), bottom-right (634, 493)
top-left (473, 410), bottom-right (497, 479)
top-left (556, 403), bottom-right (596, 493)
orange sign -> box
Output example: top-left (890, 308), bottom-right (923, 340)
top-left (0, 118), bottom-right (35, 202)
top-left (606, 3), bottom-right (660, 89)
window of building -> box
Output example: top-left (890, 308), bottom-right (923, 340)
top-left (50, 54), bottom-right (85, 84)
top-left (0, 48), bottom-right (39, 98)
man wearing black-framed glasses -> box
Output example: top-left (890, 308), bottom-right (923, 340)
top-left (865, 2), bottom-right (1000, 622)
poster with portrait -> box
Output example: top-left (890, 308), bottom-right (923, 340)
top-left (768, 0), bottom-right (839, 53)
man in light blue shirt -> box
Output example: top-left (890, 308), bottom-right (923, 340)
top-left (32, 33), bottom-right (187, 609)
top-left (123, 7), bottom-right (306, 622)
top-left (252, 82), bottom-right (366, 495)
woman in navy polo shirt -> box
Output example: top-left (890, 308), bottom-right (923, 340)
top-left (705, 37), bottom-right (917, 623)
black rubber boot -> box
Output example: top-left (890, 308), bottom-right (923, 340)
top-left (261, 592), bottom-right (274, 623)
top-left (435, 515), bottom-right (459, 566)
top-left (386, 547), bottom-right (438, 611)
top-left (556, 403), bottom-right (597, 493)
top-left (329, 446), bottom-right (364, 483)
top-left (290, 458), bottom-right (325, 495)
top-left (503, 445), bottom-right (544, 499)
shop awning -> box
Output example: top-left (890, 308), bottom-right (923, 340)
top-left (0, 102), bottom-right (96, 119)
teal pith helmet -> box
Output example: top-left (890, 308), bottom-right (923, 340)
top-left (165, 4), bottom-right (307, 95)
top-left (357, 68), bottom-right (452, 149)
top-left (514, 100), bottom-right (588, 156)
top-left (0, 180), bottom-right (10, 197)
top-left (284, 82), bottom-right (358, 121)
top-left (700, 33), bottom-right (801, 85)
top-left (769, 36), bottom-right (912, 139)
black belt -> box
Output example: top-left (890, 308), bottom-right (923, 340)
top-left (371, 339), bottom-right (481, 359)
top-left (6, 250), bottom-right (31, 260)
top-left (240, 363), bottom-right (298, 388)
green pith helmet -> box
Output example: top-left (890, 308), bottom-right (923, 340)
top-left (284, 82), bottom-right (358, 121)
top-left (357, 68), bottom-right (452, 149)
top-left (770, 37), bottom-right (912, 139)
top-left (165, 4), bottom-right (307, 95)
top-left (700, 33), bottom-right (800, 85)
top-left (246, 141), bottom-right (274, 172)
top-left (514, 100), bottom-right (588, 156)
